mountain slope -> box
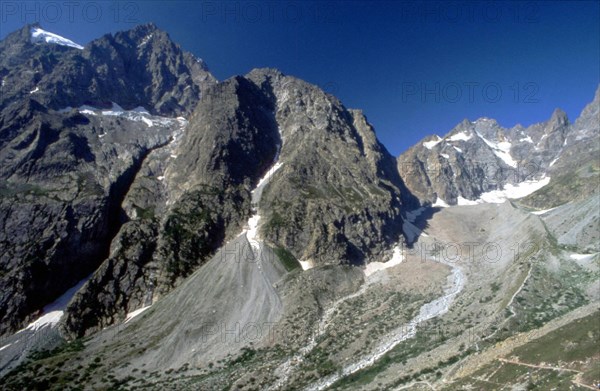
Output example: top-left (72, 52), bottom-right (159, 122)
top-left (61, 68), bottom-right (411, 339)
top-left (0, 24), bottom-right (216, 337)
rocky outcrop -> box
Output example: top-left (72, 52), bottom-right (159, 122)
top-left (520, 85), bottom-right (600, 209)
top-left (244, 69), bottom-right (406, 266)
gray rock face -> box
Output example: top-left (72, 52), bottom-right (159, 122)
top-left (0, 99), bottom-right (189, 335)
top-left (244, 69), bottom-right (406, 266)
top-left (1, 21), bottom-right (595, 360)
top-left (0, 23), bottom-right (217, 336)
top-left (521, 86), bottom-right (600, 207)
top-left (518, 86), bottom-right (600, 252)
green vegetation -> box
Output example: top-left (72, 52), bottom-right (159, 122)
top-left (512, 311), bottom-right (600, 364)
top-left (450, 311), bottom-right (600, 390)
top-left (162, 189), bottom-right (219, 278)
top-left (264, 210), bottom-right (289, 233)
top-left (228, 347), bottom-right (257, 366)
top-left (133, 205), bottom-right (155, 220)
top-left (0, 182), bottom-right (51, 197)
top-left (521, 158), bottom-right (600, 208)
top-left (329, 325), bottom-right (473, 389)
top-left (2, 339), bottom-right (88, 391)
top-left (273, 246), bottom-right (301, 271)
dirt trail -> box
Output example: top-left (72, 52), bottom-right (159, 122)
top-left (447, 302), bottom-right (600, 381)
top-left (498, 358), bottom-right (579, 372)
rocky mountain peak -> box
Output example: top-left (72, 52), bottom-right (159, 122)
top-left (3, 23), bottom-right (37, 45)
top-left (573, 84), bottom-right (600, 134)
top-left (1, 23), bottom-right (216, 116)
top-left (548, 107), bottom-right (569, 129)
top-left (398, 86), bottom-right (599, 207)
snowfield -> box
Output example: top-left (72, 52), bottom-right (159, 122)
top-left (18, 276), bottom-right (90, 333)
top-left (364, 246), bottom-right (404, 277)
top-left (457, 176), bottom-right (551, 205)
top-left (476, 131), bottom-right (517, 168)
top-left (31, 27), bottom-right (84, 50)
top-left (423, 136), bottom-right (442, 149)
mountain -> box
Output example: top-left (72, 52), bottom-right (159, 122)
top-left (0, 24), bottom-right (598, 391)
top-left (0, 23), bottom-right (215, 116)
top-left (397, 107), bottom-right (575, 206)
top-left (0, 23), bottom-right (216, 337)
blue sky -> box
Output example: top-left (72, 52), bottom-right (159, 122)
top-left (1, 0), bottom-right (598, 155)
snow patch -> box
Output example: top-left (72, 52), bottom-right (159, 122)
top-left (478, 177), bottom-right (550, 203)
top-left (448, 131), bottom-right (472, 142)
top-left (125, 305), bottom-right (151, 323)
top-left (364, 246), bottom-right (404, 277)
top-left (0, 343), bottom-right (13, 352)
top-left (31, 27), bottom-right (83, 50)
top-left (531, 207), bottom-right (557, 215)
top-left (239, 131), bottom-right (285, 265)
top-left (29, 86), bottom-right (39, 94)
top-left (519, 136), bottom-right (533, 143)
top-left (476, 131), bottom-right (517, 168)
top-left (453, 146), bottom-right (463, 153)
top-left (432, 197), bottom-right (449, 207)
top-left (423, 136), bottom-right (442, 149)
top-left (138, 33), bottom-right (154, 47)
top-left (457, 176), bottom-right (551, 205)
top-left (456, 196), bottom-right (480, 206)
top-left (570, 253), bottom-right (598, 261)
top-left (101, 102), bottom-right (125, 116)
top-left (132, 106), bottom-right (150, 114)
top-left (299, 260), bottom-right (314, 271)
top-left (253, 162), bottom-right (283, 192)
top-left (71, 103), bottom-right (181, 129)
top-left (440, 153), bottom-right (450, 159)
top-left (141, 117), bottom-right (154, 127)
top-left (18, 276), bottom-right (90, 333)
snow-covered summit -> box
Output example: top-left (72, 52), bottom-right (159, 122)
top-left (31, 26), bottom-right (84, 50)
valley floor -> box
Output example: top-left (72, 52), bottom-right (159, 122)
top-left (1, 200), bottom-right (599, 391)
